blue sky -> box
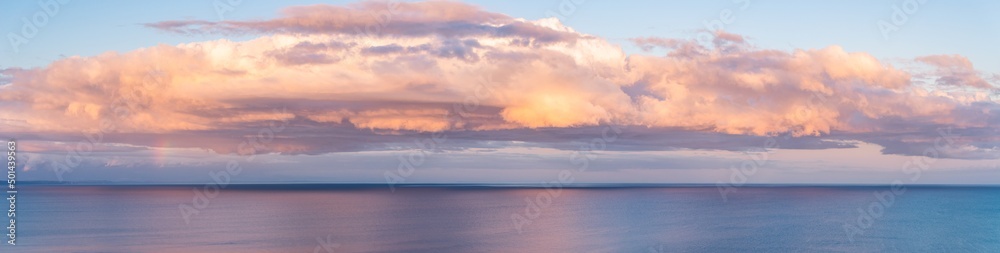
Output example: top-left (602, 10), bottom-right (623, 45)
top-left (1, 1), bottom-right (998, 185)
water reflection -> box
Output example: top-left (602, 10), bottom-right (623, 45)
top-left (15, 186), bottom-right (1000, 252)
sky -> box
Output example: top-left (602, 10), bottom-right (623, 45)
top-left (0, 0), bottom-right (998, 185)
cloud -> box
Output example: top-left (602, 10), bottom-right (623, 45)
top-left (915, 54), bottom-right (997, 89)
top-left (628, 33), bottom-right (994, 136)
top-left (1, 1), bottom-right (998, 163)
top-left (145, 1), bottom-right (580, 44)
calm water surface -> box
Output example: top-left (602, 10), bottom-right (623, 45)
top-left (12, 185), bottom-right (1000, 252)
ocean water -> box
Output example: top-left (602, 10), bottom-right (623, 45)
top-left (10, 185), bottom-right (1000, 252)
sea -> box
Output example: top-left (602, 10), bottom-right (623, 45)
top-left (9, 185), bottom-right (1000, 252)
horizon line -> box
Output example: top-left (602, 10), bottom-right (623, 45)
top-left (18, 182), bottom-right (1000, 188)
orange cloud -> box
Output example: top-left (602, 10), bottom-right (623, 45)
top-left (1, 2), bottom-right (997, 141)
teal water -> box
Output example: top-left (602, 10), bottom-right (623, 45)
top-left (9, 185), bottom-right (1000, 252)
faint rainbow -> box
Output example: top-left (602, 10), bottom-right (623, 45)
top-left (153, 138), bottom-right (170, 166)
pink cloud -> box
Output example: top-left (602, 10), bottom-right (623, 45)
top-left (916, 54), bottom-right (996, 89)
top-left (0, 2), bottom-right (997, 160)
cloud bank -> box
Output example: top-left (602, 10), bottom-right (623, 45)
top-left (1, 1), bottom-right (998, 165)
